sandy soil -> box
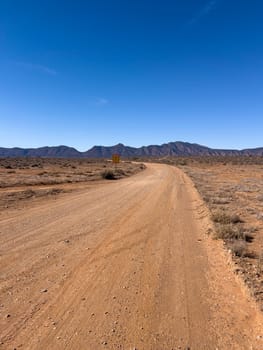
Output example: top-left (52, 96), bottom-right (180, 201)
top-left (0, 163), bottom-right (263, 349)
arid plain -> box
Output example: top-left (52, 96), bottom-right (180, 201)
top-left (0, 157), bottom-right (263, 349)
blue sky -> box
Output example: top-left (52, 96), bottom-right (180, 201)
top-left (0, 0), bottom-right (263, 151)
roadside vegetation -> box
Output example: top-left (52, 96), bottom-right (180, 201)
top-left (146, 156), bottom-right (263, 311)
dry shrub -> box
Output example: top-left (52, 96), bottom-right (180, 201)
top-left (258, 252), bottom-right (263, 273)
top-left (228, 240), bottom-right (248, 257)
top-left (48, 188), bottom-right (63, 195)
top-left (211, 210), bottom-right (242, 225)
top-left (215, 223), bottom-right (246, 240)
top-left (115, 169), bottom-right (126, 176)
top-left (211, 197), bottom-right (230, 205)
top-left (101, 170), bottom-right (116, 180)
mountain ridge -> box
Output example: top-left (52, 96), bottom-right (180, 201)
top-left (0, 142), bottom-right (263, 158)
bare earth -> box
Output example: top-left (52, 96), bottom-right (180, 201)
top-left (0, 163), bottom-right (263, 349)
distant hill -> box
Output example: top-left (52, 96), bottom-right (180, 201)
top-left (0, 146), bottom-right (81, 158)
top-left (1, 142), bottom-right (263, 158)
top-left (83, 142), bottom-right (241, 157)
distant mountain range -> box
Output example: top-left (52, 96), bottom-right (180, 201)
top-left (1, 142), bottom-right (263, 158)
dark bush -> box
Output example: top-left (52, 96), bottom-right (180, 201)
top-left (101, 170), bottom-right (116, 180)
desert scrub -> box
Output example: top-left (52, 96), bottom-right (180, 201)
top-left (101, 169), bottom-right (116, 180)
top-left (211, 210), bottom-right (242, 225)
top-left (228, 240), bottom-right (248, 257)
top-left (214, 223), bottom-right (247, 241)
top-left (258, 252), bottom-right (263, 273)
top-left (114, 168), bottom-right (126, 176)
top-left (211, 197), bottom-right (230, 205)
top-left (211, 209), bottom-right (250, 242)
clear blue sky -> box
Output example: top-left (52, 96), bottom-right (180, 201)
top-left (0, 0), bottom-right (263, 151)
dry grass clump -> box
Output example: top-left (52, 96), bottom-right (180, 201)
top-left (215, 223), bottom-right (246, 241)
top-left (211, 197), bottom-right (230, 205)
top-left (258, 252), bottom-right (263, 273)
top-left (228, 240), bottom-right (248, 257)
top-left (212, 210), bottom-right (252, 257)
top-left (211, 209), bottom-right (253, 258)
top-left (114, 168), bottom-right (126, 176)
top-left (211, 210), bottom-right (242, 225)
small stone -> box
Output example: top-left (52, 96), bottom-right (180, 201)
top-left (64, 239), bottom-right (70, 243)
top-left (6, 314), bottom-right (11, 318)
top-left (40, 289), bottom-right (48, 293)
top-left (102, 341), bottom-right (107, 345)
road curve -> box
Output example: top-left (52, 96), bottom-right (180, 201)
top-left (0, 163), bottom-right (262, 349)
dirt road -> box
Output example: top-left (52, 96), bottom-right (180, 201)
top-left (0, 164), bottom-right (262, 349)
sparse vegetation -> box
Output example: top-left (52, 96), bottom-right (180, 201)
top-left (211, 211), bottom-right (242, 225)
top-left (214, 223), bottom-right (246, 241)
top-left (150, 155), bottom-right (263, 309)
top-left (258, 252), bottom-right (263, 273)
top-left (101, 169), bottom-right (116, 180)
top-left (0, 158), bottom-right (145, 210)
top-left (228, 240), bottom-right (248, 257)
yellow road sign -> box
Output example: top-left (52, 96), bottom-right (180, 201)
top-left (112, 154), bottom-right (120, 164)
